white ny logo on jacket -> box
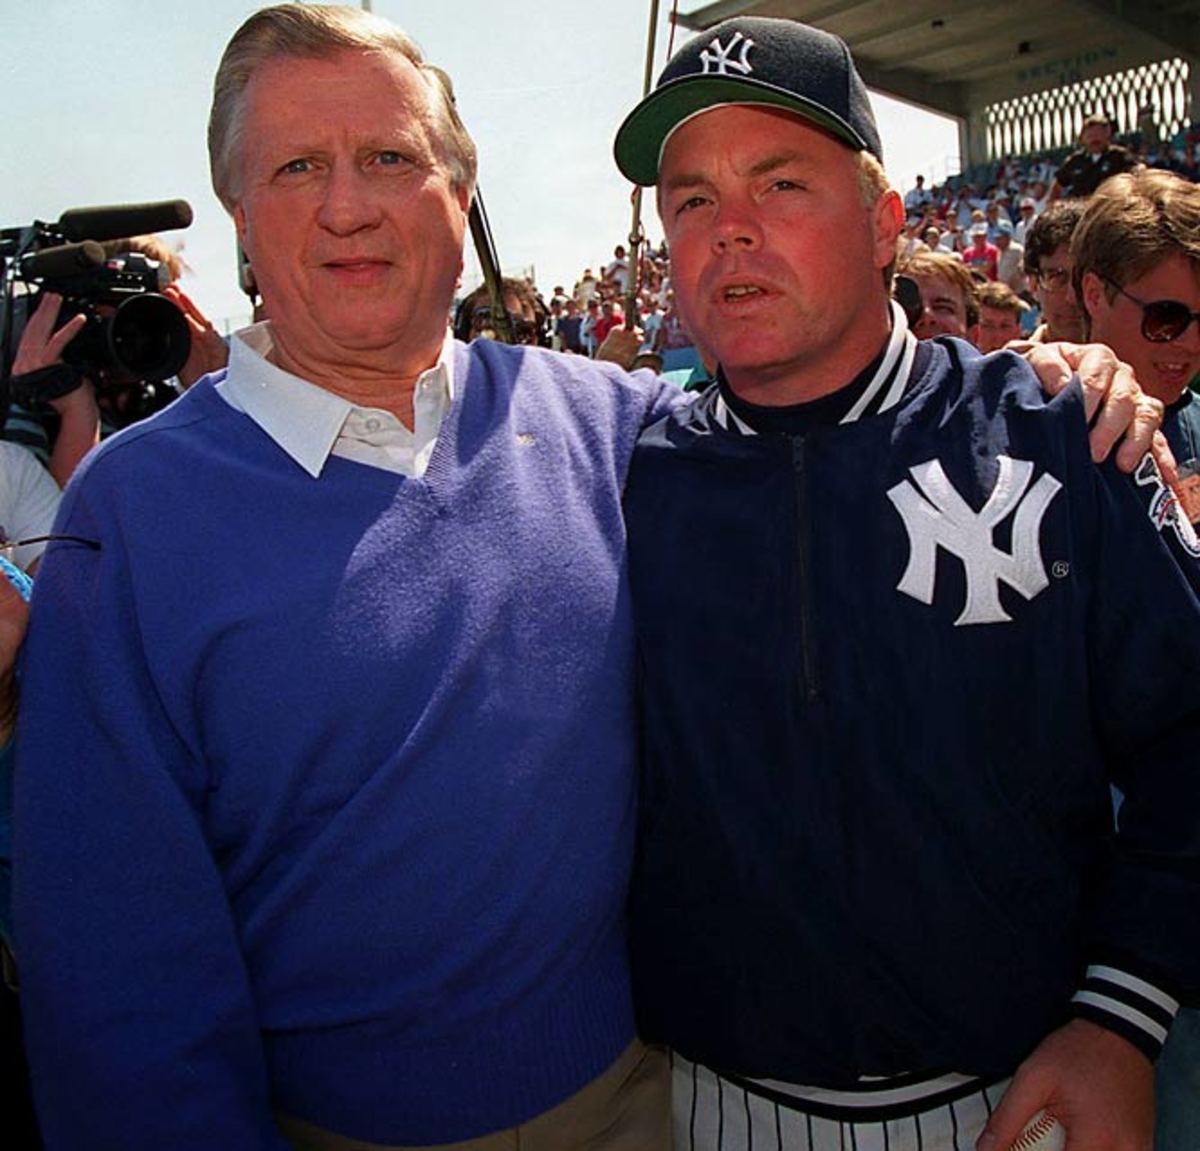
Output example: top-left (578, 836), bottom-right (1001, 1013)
top-left (887, 456), bottom-right (1062, 625)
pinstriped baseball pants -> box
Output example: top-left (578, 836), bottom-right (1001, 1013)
top-left (672, 1055), bottom-right (1010, 1151)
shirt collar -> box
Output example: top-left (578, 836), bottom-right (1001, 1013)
top-left (218, 323), bottom-right (455, 478)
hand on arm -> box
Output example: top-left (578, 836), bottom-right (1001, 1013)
top-left (977, 1018), bottom-right (1153, 1151)
top-left (1019, 341), bottom-right (1172, 478)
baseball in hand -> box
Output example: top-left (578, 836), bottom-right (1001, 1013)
top-left (1007, 1109), bottom-right (1066, 1151)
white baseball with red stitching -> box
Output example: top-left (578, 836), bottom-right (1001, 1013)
top-left (1008, 1109), bottom-right (1067, 1151)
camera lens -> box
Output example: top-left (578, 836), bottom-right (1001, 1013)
top-left (107, 294), bottom-right (191, 380)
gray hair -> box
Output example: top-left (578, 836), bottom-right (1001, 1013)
top-left (208, 4), bottom-right (478, 212)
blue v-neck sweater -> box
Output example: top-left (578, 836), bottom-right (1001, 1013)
top-left (14, 339), bottom-right (680, 1148)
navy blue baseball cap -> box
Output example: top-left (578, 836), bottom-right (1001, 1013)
top-left (614, 17), bottom-right (882, 187)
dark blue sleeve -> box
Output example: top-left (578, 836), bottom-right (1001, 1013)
top-left (1073, 453), bottom-right (1200, 1058)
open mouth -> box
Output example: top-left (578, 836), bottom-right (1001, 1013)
top-left (1154, 359), bottom-right (1197, 382)
top-left (721, 284), bottom-right (768, 302)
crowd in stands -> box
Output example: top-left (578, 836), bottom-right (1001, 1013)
top-left (442, 114), bottom-right (1200, 389)
top-left (453, 240), bottom-right (700, 379)
top-left (893, 113), bottom-right (1200, 343)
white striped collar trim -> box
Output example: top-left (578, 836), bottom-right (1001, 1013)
top-left (712, 300), bottom-right (916, 435)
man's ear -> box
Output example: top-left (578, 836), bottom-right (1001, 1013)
top-left (1080, 270), bottom-right (1106, 323)
top-left (233, 202), bottom-right (250, 255)
top-left (873, 190), bottom-right (904, 271)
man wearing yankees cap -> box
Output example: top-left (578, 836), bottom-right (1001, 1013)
top-left (614, 18), bottom-right (1200, 1151)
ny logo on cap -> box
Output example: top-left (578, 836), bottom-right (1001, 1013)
top-left (699, 32), bottom-right (756, 77)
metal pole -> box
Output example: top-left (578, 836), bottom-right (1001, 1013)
top-left (468, 191), bottom-right (516, 345)
top-left (624, 0), bottom-right (662, 331)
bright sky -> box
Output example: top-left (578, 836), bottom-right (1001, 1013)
top-left (2, 1), bottom-right (961, 334)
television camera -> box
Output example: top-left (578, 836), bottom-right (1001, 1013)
top-left (1, 200), bottom-right (194, 412)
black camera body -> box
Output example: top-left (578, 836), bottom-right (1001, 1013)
top-left (33, 251), bottom-right (191, 390)
top-left (1, 200), bottom-right (194, 412)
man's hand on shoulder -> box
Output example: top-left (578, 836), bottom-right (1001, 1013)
top-left (977, 1017), bottom-right (1153, 1151)
top-left (595, 326), bottom-right (643, 370)
top-left (1015, 340), bottom-right (1172, 480)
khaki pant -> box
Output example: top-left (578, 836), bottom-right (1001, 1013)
top-left (277, 1039), bottom-right (670, 1151)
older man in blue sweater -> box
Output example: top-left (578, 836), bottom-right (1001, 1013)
top-left (12, 6), bottom-right (677, 1149)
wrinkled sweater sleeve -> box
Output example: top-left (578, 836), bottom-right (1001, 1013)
top-left (13, 471), bottom-right (288, 1150)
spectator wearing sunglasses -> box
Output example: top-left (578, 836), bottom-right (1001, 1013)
top-left (454, 276), bottom-right (547, 347)
top-left (1073, 169), bottom-right (1200, 462)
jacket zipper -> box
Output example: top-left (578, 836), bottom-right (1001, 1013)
top-left (792, 436), bottom-right (819, 702)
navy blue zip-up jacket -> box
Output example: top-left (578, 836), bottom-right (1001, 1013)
top-left (625, 337), bottom-right (1200, 1087)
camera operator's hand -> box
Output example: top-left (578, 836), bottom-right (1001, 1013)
top-left (164, 285), bottom-right (228, 389)
top-left (11, 293), bottom-right (87, 377)
top-left (10, 294), bottom-right (99, 488)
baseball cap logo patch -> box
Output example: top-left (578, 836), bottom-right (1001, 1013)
top-left (699, 32), bottom-right (756, 77)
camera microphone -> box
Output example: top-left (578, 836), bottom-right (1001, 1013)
top-left (57, 199), bottom-right (194, 243)
top-left (19, 241), bottom-right (107, 280)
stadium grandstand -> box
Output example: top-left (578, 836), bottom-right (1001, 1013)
top-left (675, 1), bottom-right (1200, 187)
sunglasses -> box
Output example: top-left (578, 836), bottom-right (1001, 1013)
top-left (1103, 275), bottom-right (1200, 342)
top-left (470, 308), bottom-right (539, 345)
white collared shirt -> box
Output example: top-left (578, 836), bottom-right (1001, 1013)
top-left (216, 323), bottom-right (455, 478)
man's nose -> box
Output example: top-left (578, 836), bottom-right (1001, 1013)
top-left (316, 164), bottom-right (382, 234)
top-left (913, 302), bottom-right (940, 339)
top-left (711, 201), bottom-right (763, 253)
